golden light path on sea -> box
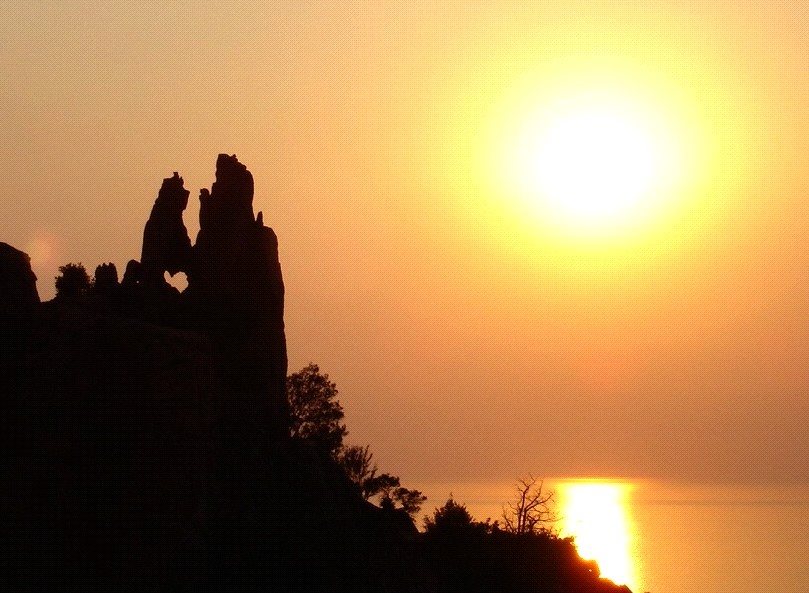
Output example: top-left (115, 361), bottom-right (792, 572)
top-left (555, 481), bottom-right (638, 591)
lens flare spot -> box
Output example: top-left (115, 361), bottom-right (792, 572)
top-left (26, 232), bottom-right (60, 268)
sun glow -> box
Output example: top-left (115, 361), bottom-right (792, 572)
top-left (484, 75), bottom-right (695, 243)
top-left (557, 481), bottom-right (638, 590)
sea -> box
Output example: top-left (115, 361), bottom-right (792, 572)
top-left (417, 479), bottom-right (809, 593)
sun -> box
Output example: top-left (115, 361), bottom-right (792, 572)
top-left (492, 87), bottom-right (685, 240)
top-left (534, 108), bottom-right (658, 226)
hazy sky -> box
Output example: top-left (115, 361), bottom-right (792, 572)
top-left (2, 1), bottom-right (807, 486)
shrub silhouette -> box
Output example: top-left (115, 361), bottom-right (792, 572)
top-left (54, 262), bottom-right (91, 299)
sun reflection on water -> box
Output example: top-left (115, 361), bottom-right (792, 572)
top-left (556, 480), bottom-right (638, 591)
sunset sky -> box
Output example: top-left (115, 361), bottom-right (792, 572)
top-left (2, 1), bottom-right (807, 487)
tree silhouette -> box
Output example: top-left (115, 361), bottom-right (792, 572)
top-left (383, 486), bottom-right (427, 518)
top-left (336, 444), bottom-right (383, 498)
top-left (287, 364), bottom-right (426, 517)
top-left (286, 363), bottom-right (347, 454)
top-left (424, 497), bottom-right (493, 541)
top-left (424, 497), bottom-right (475, 533)
top-left (54, 263), bottom-right (91, 299)
top-left (501, 475), bottom-right (558, 535)
top-left (336, 444), bottom-right (398, 500)
top-left (335, 444), bottom-right (426, 517)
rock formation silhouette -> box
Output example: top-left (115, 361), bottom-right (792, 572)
top-left (192, 154), bottom-right (257, 294)
top-left (130, 155), bottom-right (287, 440)
top-left (0, 241), bottom-right (39, 312)
top-left (185, 154), bottom-right (288, 444)
top-left (0, 156), bottom-right (298, 589)
top-left (140, 171), bottom-right (192, 287)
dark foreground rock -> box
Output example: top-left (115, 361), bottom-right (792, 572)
top-left (0, 242), bottom-right (39, 312)
top-left (0, 292), bottom-right (426, 592)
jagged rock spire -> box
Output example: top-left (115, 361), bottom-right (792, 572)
top-left (140, 172), bottom-right (192, 286)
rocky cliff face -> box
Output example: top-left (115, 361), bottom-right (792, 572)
top-left (133, 154), bottom-right (288, 441)
top-left (0, 306), bottom-right (214, 588)
top-left (186, 154), bottom-right (288, 444)
top-left (192, 154), bottom-right (257, 295)
top-left (0, 241), bottom-right (39, 312)
top-left (0, 156), bottom-right (305, 589)
top-left (0, 154), bottom-right (420, 588)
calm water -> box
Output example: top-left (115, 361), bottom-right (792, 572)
top-left (418, 479), bottom-right (809, 593)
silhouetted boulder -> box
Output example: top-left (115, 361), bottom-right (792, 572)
top-left (0, 242), bottom-right (38, 312)
top-left (141, 172), bottom-right (192, 287)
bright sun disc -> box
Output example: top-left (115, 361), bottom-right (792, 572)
top-left (536, 109), bottom-right (658, 224)
top-left (496, 89), bottom-right (683, 239)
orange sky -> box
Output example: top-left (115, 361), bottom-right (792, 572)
top-left (1, 1), bottom-right (807, 486)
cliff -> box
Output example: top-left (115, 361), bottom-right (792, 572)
top-left (0, 242), bottom-right (39, 312)
top-left (0, 156), bottom-right (393, 590)
top-left (0, 156), bottom-right (634, 593)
